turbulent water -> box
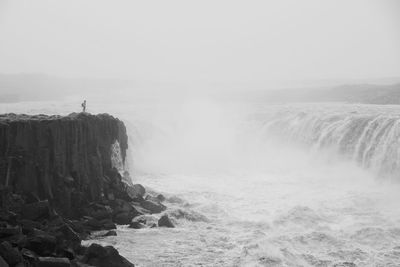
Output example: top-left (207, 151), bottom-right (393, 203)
top-left (2, 99), bottom-right (400, 266)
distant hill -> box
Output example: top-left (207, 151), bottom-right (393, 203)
top-left (0, 73), bottom-right (400, 105)
top-left (322, 83), bottom-right (400, 104)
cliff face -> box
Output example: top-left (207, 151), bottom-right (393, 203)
top-left (0, 112), bottom-right (128, 217)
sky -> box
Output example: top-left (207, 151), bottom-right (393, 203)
top-left (0, 0), bottom-right (399, 87)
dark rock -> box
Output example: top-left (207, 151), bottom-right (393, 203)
top-left (113, 212), bottom-right (135, 225)
top-left (0, 226), bottom-right (21, 238)
top-left (156, 194), bottom-right (166, 202)
top-left (21, 248), bottom-right (37, 262)
top-left (26, 231), bottom-right (57, 256)
top-left (19, 219), bottom-right (43, 234)
top-left (82, 217), bottom-right (103, 231)
top-left (57, 247), bottom-right (75, 260)
top-left (0, 113), bottom-right (128, 215)
top-left (67, 220), bottom-right (85, 234)
top-left (21, 200), bottom-right (50, 221)
top-left (102, 230), bottom-right (117, 237)
top-left (86, 204), bottom-right (113, 221)
top-left (82, 243), bottom-right (134, 267)
top-left (158, 215), bottom-right (174, 228)
top-left (130, 203), bottom-right (150, 215)
top-left (0, 255), bottom-right (9, 267)
top-left (128, 222), bottom-right (145, 229)
top-left (2, 234), bottom-right (27, 248)
top-left (53, 223), bottom-right (81, 249)
top-left (0, 211), bottom-right (17, 225)
top-left (0, 241), bottom-right (23, 266)
top-left (100, 219), bottom-right (116, 230)
top-left (36, 257), bottom-right (70, 267)
top-left (140, 200), bottom-right (166, 214)
top-left (126, 184), bottom-right (145, 199)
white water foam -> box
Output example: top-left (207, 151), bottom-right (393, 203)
top-left (3, 99), bottom-right (400, 266)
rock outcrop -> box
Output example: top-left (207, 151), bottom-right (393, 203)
top-left (0, 112), bottom-right (172, 267)
top-left (0, 112), bottom-right (128, 217)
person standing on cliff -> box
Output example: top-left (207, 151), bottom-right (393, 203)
top-left (81, 100), bottom-right (87, 113)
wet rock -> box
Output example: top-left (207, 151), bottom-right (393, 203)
top-left (53, 223), bottom-right (81, 249)
top-left (83, 217), bottom-right (116, 231)
top-left (36, 256), bottom-right (70, 267)
top-left (26, 230), bottom-right (57, 256)
top-left (0, 113), bottom-right (128, 213)
top-left (102, 230), bottom-right (117, 237)
top-left (0, 211), bottom-right (17, 225)
top-left (158, 215), bottom-right (174, 228)
top-left (67, 220), bottom-right (85, 235)
top-left (82, 243), bottom-right (135, 267)
top-left (141, 200), bottom-right (166, 214)
top-left (19, 219), bottom-right (43, 234)
top-left (156, 194), bottom-right (166, 202)
top-left (86, 204), bottom-right (113, 220)
top-left (113, 212), bottom-right (135, 225)
top-left (3, 234), bottom-right (27, 248)
top-left (128, 222), bottom-right (145, 229)
top-left (0, 241), bottom-right (23, 266)
top-left (0, 226), bottom-right (21, 238)
top-left (131, 215), bottom-right (158, 227)
top-left (21, 200), bottom-right (50, 221)
top-left (130, 202), bottom-right (150, 215)
top-left (100, 219), bottom-right (117, 230)
top-left (21, 248), bottom-right (37, 262)
top-left (0, 255), bottom-right (9, 267)
top-left (126, 184), bottom-right (145, 199)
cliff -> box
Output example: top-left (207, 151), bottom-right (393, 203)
top-left (0, 112), bottom-right (128, 217)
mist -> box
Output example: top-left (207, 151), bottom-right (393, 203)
top-left (1, 0), bottom-right (400, 88)
top-left (1, 1), bottom-right (400, 266)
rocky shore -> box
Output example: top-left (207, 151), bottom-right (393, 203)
top-left (0, 113), bottom-right (173, 267)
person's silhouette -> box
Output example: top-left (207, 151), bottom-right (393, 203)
top-left (81, 100), bottom-right (87, 112)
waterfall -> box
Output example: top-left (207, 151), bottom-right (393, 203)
top-left (255, 104), bottom-right (400, 178)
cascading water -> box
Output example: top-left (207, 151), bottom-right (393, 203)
top-left (251, 104), bottom-right (400, 179)
top-left (2, 100), bottom-right (400, 266)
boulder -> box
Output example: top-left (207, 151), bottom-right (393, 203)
top-left (82, 243), bottom-right (134, 267)
top-left (0, 226), bottom-right (21, 238)
top-left (3, 234), bottom-right (27, 248)
top-left (21, 200), bottom-right (50, 221)
top-left (128, 222), bottom-right (145, 229)
top-left (53, 223), bottom-right (81, 249)
top-left (21, 248), bottom-right (37, 262)
top-left (100, 219), bottom-right (117, 230)
top-left (19, 219), bottom-right (43, 234)
top-left (0, 241), bottom-right (23, 266)
top-left (0, 255), bottom-right (9, 267)
top-left (36, 257), bottom-right (70, 267)
top-left (83, 217), bottom-right (116, 231)
top-left (26, 231), bottom-right (57, 256)
top-left (0, 211), bottom-right (17, 225)
top-left (156, 194), bottom-right (166, 202)
top-left (113, 212), bottom-right (135, 225)
top-left (102, 230), bottom-right (117, 237)
top-left (140, 200), bottom-right (166, 214)
top-left (158, 215), bottom-right (174, 228)
top-left (126, 184), bottom-right (145, 199)
top-left (86, 204), bottom-right (113, 220)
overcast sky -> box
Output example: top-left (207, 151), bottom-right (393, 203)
top-left (0, 0), bottom-right (399, 87)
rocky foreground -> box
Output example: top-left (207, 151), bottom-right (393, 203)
top-left (0, 113), bottom-right (174, 267)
